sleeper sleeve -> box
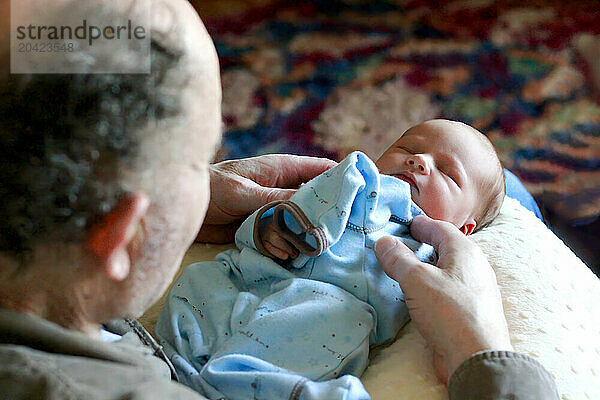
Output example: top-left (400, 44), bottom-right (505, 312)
top-left (448, 351), bottom-right (559, 400)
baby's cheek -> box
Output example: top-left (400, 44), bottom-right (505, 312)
top-left (416, 190), bottom-right (448, 220)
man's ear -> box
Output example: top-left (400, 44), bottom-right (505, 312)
top-left (86, 193), bottom-right (150, 281)
top-left (460, 219), bottom-right (476, 236)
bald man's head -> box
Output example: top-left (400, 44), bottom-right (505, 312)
top-left (0, 0), bottom-right (221, 261)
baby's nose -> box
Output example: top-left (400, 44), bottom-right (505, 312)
top-left (406, 154), bottom-right (430, 175)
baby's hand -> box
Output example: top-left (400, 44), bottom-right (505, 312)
top-left (261, 224), bottom-right (299, 260)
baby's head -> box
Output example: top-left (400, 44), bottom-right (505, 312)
top-left (376, 119), bottom-right (505, 235)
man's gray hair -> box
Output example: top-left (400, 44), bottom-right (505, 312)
top-left (0, 37), bottom-right (188, 261)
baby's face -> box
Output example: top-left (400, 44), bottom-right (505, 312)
top-left (375, 120), bottom-right (495, 235)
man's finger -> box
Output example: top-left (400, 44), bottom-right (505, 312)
top-left (247, 186), bottom-right (297, 209)
top-left (271, 156), bottom-right (337, 188)
top-left (410, 215), bottom-right (469, 251)
top-left (409, 214), bottom-right (481, 271)
top-left (409, 215), bottom-right (462, 248)
top-left (374, 236), bottom-right (422, 286)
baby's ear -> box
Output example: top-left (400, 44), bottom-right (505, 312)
top-left (460, 219), bottom-right (476, 236)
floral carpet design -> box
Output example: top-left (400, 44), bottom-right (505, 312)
top-left (196, 0), bottom-right (600, 225)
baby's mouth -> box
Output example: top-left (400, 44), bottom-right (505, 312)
top-left (394, 173), bottom-right (419, 194)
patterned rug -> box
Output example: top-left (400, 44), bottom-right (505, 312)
top-left (194, 0), bottom-right (600, 226)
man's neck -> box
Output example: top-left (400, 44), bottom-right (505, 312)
top-left (0, 287), bottom-right (103, 340)
top-left (0, 254), bottom-right (103, 339)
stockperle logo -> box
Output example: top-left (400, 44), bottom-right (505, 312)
top-left (11, 0), bottom-right (151, 74)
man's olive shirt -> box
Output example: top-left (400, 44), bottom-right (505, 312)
top-left (0, 309), bottom-right (558, 399)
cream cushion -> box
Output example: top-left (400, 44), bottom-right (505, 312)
top-left (141, 197), bottom-right (600, 400)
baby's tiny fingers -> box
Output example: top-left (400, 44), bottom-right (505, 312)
top-left (269, 233), bottom-right (299, 259)
top-left (264, 241), bottom-right (289, 260)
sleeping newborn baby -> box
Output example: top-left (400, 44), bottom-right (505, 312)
top-left (262, 119), bottom-right (505, 261)
top-left (156, 119), bottom-right (505, 400)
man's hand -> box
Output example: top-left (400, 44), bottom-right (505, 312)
top-left (374, 215), bottom-right (513, 384)
top-left (196, 154), bottom-right (336, 243)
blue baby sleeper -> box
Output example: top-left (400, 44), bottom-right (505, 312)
top-left (156, 152), bottom-right (435, 400)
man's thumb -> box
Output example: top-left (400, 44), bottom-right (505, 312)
top-left (374, 236), bottom-right (421, 285)
top-left (263, 187), bottom-right (296, 203)
top-left (248, 186), bottom-right (297, 209)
